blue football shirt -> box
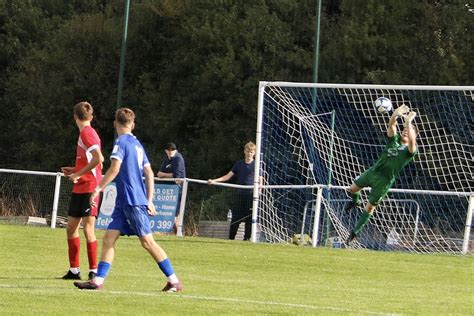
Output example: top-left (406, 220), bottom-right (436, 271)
top-left (110, 133), bottom-right (150, 207)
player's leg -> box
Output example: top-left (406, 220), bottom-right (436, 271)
top-left (90, 206), bottom-right (129, 288)
top-left (82, 192), bottom-right (101, 280)
top-left (138, 233), bottom-right (182, 292)
top-left (347, 177), bottom-right (392, 245)
top-left (63, 216), bottom-right (82, 279)
top-left (94, 229), bottom-right (120, 284)
top-left (63, 192), bottom-right (90, 279)
top-left (74, 206), bottom-right (126, 290)
top-left (347, 203), bottom-right (376, 244)
top-left (82, 215), bottom-right (97, 280)
top-left (74, 229), bottom-right (120, 290)
top-left (354, 203), bottom-right (376, 236)
top-left (126, 205), bottom-right (181, 292)
top-left (344, 183), bottom-right (363, 210)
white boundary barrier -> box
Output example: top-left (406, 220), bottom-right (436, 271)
top-left (0, 169), bottom-right (472, 253)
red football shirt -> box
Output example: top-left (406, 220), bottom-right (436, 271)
top-left (72, 126), bottom-right (103, 193)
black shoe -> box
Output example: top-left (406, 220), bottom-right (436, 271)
top-left (344, 200), bottom-right (362, 211)
top-left (74, 280), bottom-right (102, 290)
top-left (346, 231), bottom-right (357, 245)
top-left (88, 271), bottom-right (96, 281)
top-left (62, 270), bottom-right (82, 280)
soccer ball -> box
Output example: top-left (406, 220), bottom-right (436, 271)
top-left (374, 97), bottom-right (393, 113)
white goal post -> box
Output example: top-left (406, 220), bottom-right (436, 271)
top-left (251, 82), bottom-right (473, 254)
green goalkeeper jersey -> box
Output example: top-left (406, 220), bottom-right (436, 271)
top-left (369, 134), bottom-right (417, 179)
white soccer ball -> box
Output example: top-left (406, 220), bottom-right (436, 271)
top-left (374, 97), bottom-right (393, 113)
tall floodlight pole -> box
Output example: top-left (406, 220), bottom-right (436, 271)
top-left (313, 0), bottom-right (322, 84)
top-left (312, 0), bottom-right (328, 245)
top-left (311, 0), bottom-right (322, 110)
top-left (117, 0), bottom-right (131, 109)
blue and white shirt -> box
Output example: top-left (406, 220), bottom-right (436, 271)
top-left (110, 133), bottom-right (150, 207)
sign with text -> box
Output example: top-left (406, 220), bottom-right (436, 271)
top-left (96, 183), bottom-right (179, 233)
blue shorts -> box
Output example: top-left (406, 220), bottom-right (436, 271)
top-left (108, 205), bottom-right (152, 237)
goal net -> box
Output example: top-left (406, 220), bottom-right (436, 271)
top-left (254, 82), bottom-right (473, 254)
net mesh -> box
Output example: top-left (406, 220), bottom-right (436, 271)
top-left (257, 83), bottom-right (473, 254)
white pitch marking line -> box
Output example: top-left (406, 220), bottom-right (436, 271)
top-left (0, 284), bottom-right (399, 315)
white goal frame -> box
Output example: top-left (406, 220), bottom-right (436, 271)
top-left (251, 82), bottom-right (474, 254)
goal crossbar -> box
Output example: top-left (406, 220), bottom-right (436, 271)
top-left (252, 81), bottom-right (473, 254)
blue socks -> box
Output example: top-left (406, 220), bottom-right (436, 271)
top-left (158, 258), bottom-right (174, 277)
top-left (97, 261), bottom-right (111, 278)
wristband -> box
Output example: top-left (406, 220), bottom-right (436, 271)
top-left (94, 186), bottom-right (102, 193)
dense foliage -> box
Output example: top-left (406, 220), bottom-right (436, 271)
top-left (0, 0), bottom-right (472, 178)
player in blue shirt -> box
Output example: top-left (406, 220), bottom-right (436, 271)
top-left (74, 108), bottom-right (182, 292)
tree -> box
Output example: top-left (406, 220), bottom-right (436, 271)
top-left (124, 0), bottom-right (314, 178)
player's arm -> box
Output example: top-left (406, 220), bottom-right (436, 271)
top-left (69, 148), bottom-right (104, 183)
top-left (144, 164), bottom-right (157, 215)
top-left (61, 166), bottom-right (75, 175)
top-left (404, 111), bottom-right (418, 154)
top-left (387, 104), bottom-right (410, 137)
top-left (89, 158), bottom-right (121, 207)
top-left (208, 171), bottom-right (234, 184)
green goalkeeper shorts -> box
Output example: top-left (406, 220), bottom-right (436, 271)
top-left (354, 169), bottom-right (395, 206)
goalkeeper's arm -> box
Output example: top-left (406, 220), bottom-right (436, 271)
top-left (387, 104), bottom-right (409, 137)
top-left (404, 111), bottom-right (418, 154)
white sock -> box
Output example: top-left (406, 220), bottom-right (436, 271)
top-left (89, 268), bottom-right (97, 273)
top-left (70, 267), bottom-right (80, 274)
top-left (94, 277), bottom-right (104, 285)
top-left (167, 274), bottom-right (179, 284)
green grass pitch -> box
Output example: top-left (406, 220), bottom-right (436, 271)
top-left (0, 224), bottom-right (472, 315)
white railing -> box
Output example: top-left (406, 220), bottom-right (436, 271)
top-left (1, 169), bottom-right (472, 254)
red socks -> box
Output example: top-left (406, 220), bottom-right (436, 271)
top-left (67, 237), bottom-right (81, 268)
top-left (68, 238), bottom-right (98, 270)
top-left (87, 240), bottom-right (98, 270)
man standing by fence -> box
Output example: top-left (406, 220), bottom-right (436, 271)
top-left (157, 142), bottom-right (186, 234)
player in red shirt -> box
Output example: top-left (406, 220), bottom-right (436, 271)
top-left (61, 101), bottom-right (104, 281)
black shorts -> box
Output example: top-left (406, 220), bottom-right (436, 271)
top-left (68, 192), bottom-right (101, 218)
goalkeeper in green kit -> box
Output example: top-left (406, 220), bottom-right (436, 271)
top-left (345, 104), bottom-right (418, 245)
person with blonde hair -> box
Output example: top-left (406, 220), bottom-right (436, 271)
top-left (208, 141), bottom-right (259, 240)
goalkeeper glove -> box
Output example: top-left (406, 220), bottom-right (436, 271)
top-left (394, 104), bottom-right (410, 117)
top-left (404, 111), bottom-right (417, 128)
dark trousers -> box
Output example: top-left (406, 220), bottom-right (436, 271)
top-left (229, 191), bottom-right (252, 240)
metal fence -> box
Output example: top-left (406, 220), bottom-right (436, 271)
top-left (0, 169), bottom-right (244, 234)
top-left (0, 169), bottom-right (74, 227)
top-left (2, 169), bottom-right (471, 254)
